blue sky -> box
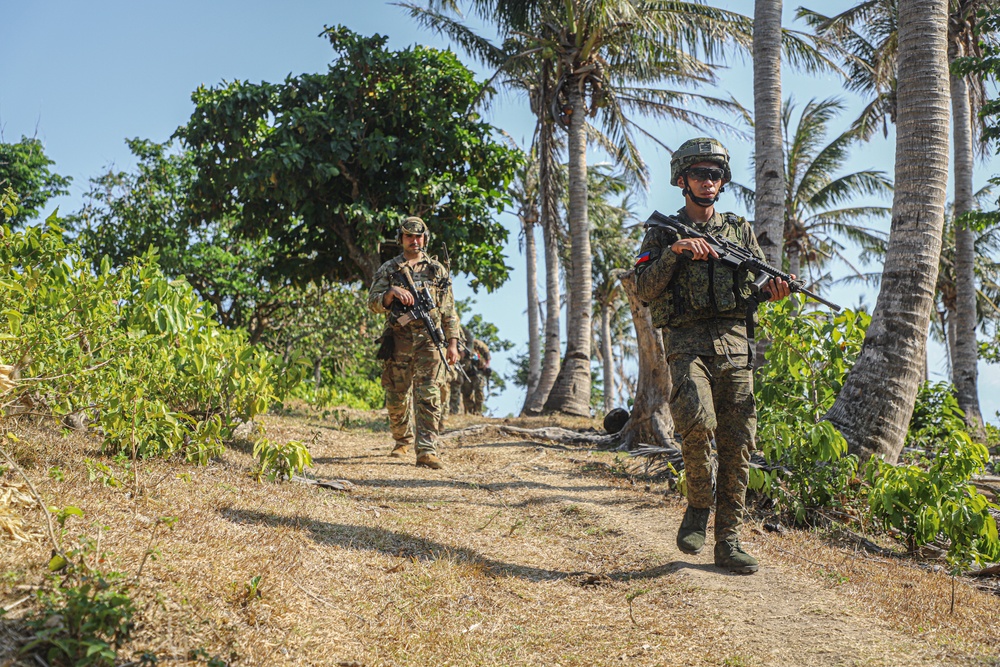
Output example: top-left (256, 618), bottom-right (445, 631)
top-left (4, 1), bottom-right (999, 420)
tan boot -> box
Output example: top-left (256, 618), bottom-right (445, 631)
top-left (389, 444), bottom-right (409, 458)
top-left (416, 452), bottom-right (443, 469)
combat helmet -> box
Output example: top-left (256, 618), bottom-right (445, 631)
top-left (670, 138), bottom-right (732, 184)
top-left (396, 215), bottom-right (430, 244)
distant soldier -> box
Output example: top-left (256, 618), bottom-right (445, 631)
top-left (461, 335), bottom-right (491, 416)
top-left (438, 361), bottom-right (458, 431)
top-left (367, 217), bottom-right (460, 469)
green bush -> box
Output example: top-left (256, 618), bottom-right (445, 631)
top-left (750, 297), bottom-right (866, 523)
top-left (865, 382), bottom-right (1000, 570)
top-left (0, 216), bottom-right (305, 462)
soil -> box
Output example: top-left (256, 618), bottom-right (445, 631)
top-left (2, 409), bottom-right (998, 666)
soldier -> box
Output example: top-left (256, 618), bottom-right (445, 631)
top-left (468, 338), bottom-right (491, 415)
top-left (634, 138), bottom-right (793, 574)
top-left (368, 217), bottom-right (460, 469)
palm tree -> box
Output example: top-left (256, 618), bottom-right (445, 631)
top-left (511, 156), bottom-right (543, 405)
top-left (824, 0), bottom-right (952, 465)
top-left (731, 96), bottom-right (893, 289)
top-left (586, 165), bottom-right (639, 414)
top-left (801, 0), bottom-right (1000, 439)
top-left (754, 0), bottom-right (786, 268)
top-left (406, 0), bottom-right (767, 415)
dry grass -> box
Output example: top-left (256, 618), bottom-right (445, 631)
top-left (1, 410), bottom-right (998, 667)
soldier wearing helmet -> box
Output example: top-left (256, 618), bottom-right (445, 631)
top-left (368, 216), bottom-right (460, 470)
top-left (634, 138), bottom-right (794, 574)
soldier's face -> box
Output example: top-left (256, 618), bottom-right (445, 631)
top-left (402, 232), bottom-right (425, 253)
top-left (679, 160), bottom-right (724, 199)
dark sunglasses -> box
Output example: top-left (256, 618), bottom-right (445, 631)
top-left (687, 167), bottom-right (725, 182)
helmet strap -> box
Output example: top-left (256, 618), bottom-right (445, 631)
top-left (682, 175), bottom-right (723, 207)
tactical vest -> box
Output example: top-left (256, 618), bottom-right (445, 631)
top-left (385, 257), bottom-right (450, 331)
top-left (650, 213), bottom-right (757, 329)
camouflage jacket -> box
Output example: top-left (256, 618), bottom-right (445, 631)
top-left (367, 253), bottom-right (460, 341)
top-left (634, 208), bottom-right (765, 356)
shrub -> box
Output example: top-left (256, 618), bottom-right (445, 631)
top-left (750, 297), bottom-right (866, 523)
top-left (0, 217), bottom-right (305, 462)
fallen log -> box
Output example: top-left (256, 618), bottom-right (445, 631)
top-left (441, 424), bottom-right (618, 449)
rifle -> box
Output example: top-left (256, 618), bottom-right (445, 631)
top-left (643, 210), bottom-right (842, 312)
top-left (390, 265), bottom-right (471, 383)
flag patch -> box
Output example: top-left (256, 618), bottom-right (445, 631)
top-left (634, 251), bottom-right (651, 266)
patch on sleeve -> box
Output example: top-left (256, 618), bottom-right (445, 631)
top-left (634, 250), bottom-right (652, 266)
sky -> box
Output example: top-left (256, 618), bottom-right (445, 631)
top-left (3, 1), bottom-right (1000, 421)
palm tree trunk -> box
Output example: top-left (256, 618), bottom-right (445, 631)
top-left (601, 294), bottom-right (616, 414)
top-left (753, 0), bottom-right (785, 268)
top-left (522, 213), bottom-right (542, 405)
top-left (617, 270), bottom-right (674, 449)
top-left (544, 80), bottom-right (593, 416)
top-left (825, 0), bottom-right (951, 465)
top-left (523, 111), bottom-right (562, 415)
top-left (949, 41), bottom-right (986, 439)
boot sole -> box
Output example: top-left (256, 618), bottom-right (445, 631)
top-left (718, 563), bottom-right (759, 574)
top-left (677, 542), bottom-right (705, 555)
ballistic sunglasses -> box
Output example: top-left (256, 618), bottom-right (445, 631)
top-left (686, 167), bottom-right (725, 182)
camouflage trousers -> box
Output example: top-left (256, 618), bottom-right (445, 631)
top-left (461, 372), bottom-right (486, 415)
top-left (667, 353), bottom-right (757, 541)
top-left (381, 327), bottom-right (446, 455)
top-left (449, 378), bottom-right (463, 414)
top-left (438, 365), bottom-right (459, 431)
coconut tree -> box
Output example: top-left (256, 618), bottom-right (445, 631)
top-left (586, 165), bottom-right (639, 414)
top-left (731, 96), bottom-right (893, 288)
top-left (824, 0), bottom-right (952, 464)
top-left (801, 0), bottom-right (1000, 439)
top-left (754, 0), bottom-right (786, 268)
top-left (405, 0), bottom-right (766, 416)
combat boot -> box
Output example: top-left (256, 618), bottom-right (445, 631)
top-left (389, 444), bottom-right (409, 458)
top-left (676, 506), bottom-right (711, 555)
top-left (416, 453), bottom-right (443, 469)
top-left (714, 538), bottom-right (759, 574)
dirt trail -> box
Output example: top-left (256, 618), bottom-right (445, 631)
top-left (267, 412), bottom-right (986, 667)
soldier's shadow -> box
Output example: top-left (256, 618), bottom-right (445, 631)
top-left (221, 507), bottom-right (686, 583)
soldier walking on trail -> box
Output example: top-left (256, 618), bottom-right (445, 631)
top-left (467, 338), bottom-right (491, 415)
top-left (633, 138), bottom-right (794, 574)
top-left (367, 217), bottom-right (461, 470)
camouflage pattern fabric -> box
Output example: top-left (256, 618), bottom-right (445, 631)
top-left (634, 208), bottom-right (765, 542)
top-left (668, 351), bottom-right (756, 540)
top-left (633, 208), bottom-right (762, 330)
top-left (438, 363), bottom-right (458, 430)
top-left (368, 253), bottom-right (460, 454)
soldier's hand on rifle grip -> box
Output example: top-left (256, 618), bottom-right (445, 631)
top-left (384, 285), bottom-right (414, 307)
top-left (765, 275), bottom-right (793, 302)
top-left (672, 238), bottom-right (719, 261)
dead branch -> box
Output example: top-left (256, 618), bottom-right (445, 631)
top-left (440, 423), bottom-right (618, 449)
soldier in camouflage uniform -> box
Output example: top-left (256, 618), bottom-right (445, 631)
top-left (367, 217), bottom-right (461, 469)
top-left (634, 138), bottom-right (793, 574)
top-left (462, 338), bottom-right (491, 415)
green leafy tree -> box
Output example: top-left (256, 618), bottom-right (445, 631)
top-left (0, 137), bottom-right (71, 226)
top-left (176, 27), bottom-right (522, 291)
top-left (69, 139), bottom-right (288, 344)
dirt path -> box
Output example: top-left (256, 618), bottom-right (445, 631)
top-left (6, 412), bottom-right (992, 666)
top-left (261, 412), bottom-right (989, 667)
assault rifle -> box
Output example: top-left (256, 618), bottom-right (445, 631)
top-left (643, 210), bottom-right (842, 312)
top-left (390, 266), bottom-right (471, 383)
